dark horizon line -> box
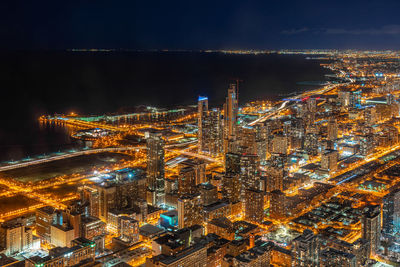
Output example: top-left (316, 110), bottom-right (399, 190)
top-left (1, 48), bottom-right (399, 53)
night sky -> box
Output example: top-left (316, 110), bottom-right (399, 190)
top-left (2, 0), bottom-right (400, 50)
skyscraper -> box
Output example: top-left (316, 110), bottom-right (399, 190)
top-left (304, 133), bottom-right (319, 156)
top-left (264, 154), bottom-right (285, 192)
top-left (327, 117), bottom-right (338, 141)
top-left (79, 185), bottom-right (99, 218)
top-left (202, 108), bottom-right (223, 155)
top-left (118, 216), bottom-right (139, 245)
top-left (90, 170), bottom-right (147, 222)
top-left (177, 193), bottom-right (203, 229)
top-left (238, 127), bottom-right (257, 154)
top-left (338, 90), bottom-right (351, 107)
top-left (321, 149), bottom-right (339, 173)
top-left (271, 134), bottom-right (289, 155)
top-left (269, 190), bottom-right (286, 219)
top-left (307, 98), bottom-right (317, 113)
top-left (0, 219), bottom-right (34, 256)
top-left (255, 124), bottom-right (268, 164)
top-left (225, 153), bottom-right (241, 175)
top-left (146, 132), bottom-right (165, 206)
top-left (178, 166), bottom-right (196, 196)
top-left (382, 188), bottom-right (400, 242)
top-left (361, 205), bottom-right (381, 257)
top-left (292, 229), bottom-right (320, 267)
top-left (239, 154), bottom-right (260, 201)
top-left (179, 159), bottom-right (207, 185)
top-left (198, 96), bottom-right (208, 153)
top-left (198, 182), bottom-right (218, 206)
top-left (244, 188), bottom-right (264, 224)
top-left (36, 206), bottom-right (57, 243)
top-left (223, 83), bottom-right (239, 154)
top-left (221, 174), bottom-right (241, 203)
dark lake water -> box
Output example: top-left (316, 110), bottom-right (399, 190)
top-left (0, 51), bottom-right (332, 161)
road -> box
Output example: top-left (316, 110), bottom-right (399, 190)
top-left (0, 140), bottom-right (199, 172)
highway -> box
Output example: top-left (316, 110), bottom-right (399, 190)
top-left (0, 140), bottom-right (206, 172)
top-left (0, 147), bottom-right (141, 172)
top-left (248, 82), bottom-right (344, 126)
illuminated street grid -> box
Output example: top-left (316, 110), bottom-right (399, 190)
top-left (1, 50), bottom-right (400, 266)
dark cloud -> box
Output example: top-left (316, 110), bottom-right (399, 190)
top-left (2, 0), bottom-right (400, 49)
top-left (282, 25), bottom-right (400, 36)
top-left (323, 25), bottom-right (400, 35)
top-left (281, 28), bottom-right (310, 35)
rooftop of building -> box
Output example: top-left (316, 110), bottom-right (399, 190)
top-left (362, 204), bottom-right (381, 218)
top-left (271, 245), bottom-right (292, 256)
top-left (109, 206), bottom-right (139, 216)
top-left (160, 209), bottom-right (178, 218)
top-left (51, 223), bottom-right (74, 232)
top-left (179, 158), bottom-right (206, 167)
top-left (139, 224), bottom-right (165, 237)
top-left (178, 193), bottom-right (201, 201)
top-left (234, 241), bottom-right (273, 263)
top-left (153, 243), bottom-right (206, 265)
top-left (81, 216), bottom-right (103, 225)
top-left (91, 168), bottom-right (146, 188)
top-left (118, 216), bottom-right (138, 223)
top-left (0, 254), bottom-right (20, 266)
top-left (208, 217), bottom-right (233, 229)
top-left (29, 238), bottom-right (94, 264)
top-left (203, 201), bottom-right (229, 212)
top-left (320, 247), bottom-right (356, 261)
top-left (154, 234), bottom-right (185, 250)
top-left (233, 221), bottom-right (259, 235)
top-left (198, 182), bottom-right (216, 190)
top-left (293, 229), bottom-right (315, 242)
top-left (37, 206), bottom-right (56, 215)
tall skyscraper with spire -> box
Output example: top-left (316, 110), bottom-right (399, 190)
top-left (223, 83), bottom-right (239, 154)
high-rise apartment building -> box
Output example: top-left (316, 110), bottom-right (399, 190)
top-left (321, 149), bottom-right (339, 173)
top-left (0, 219), bottom-right (34, 256)
top-left (244, 188), bottom-right (264, 224)
top-left (361, 205), bottom-right (381, 257)
top-left (146, 132), bottom-right (165, 206)
top-left (91, 169), bottom-right (146, 222)
top-left (269, 190), bottom-right (286, 219)
top-left (382, 188), bottom-right (400, 241)
top-left (292, 229), bottom-right (320, 267)
top-left (79, 185), bottom-right (99, 218)
top-left (327, 117), bottom-right (338, 141)
top-left (221, 174), bottom-right (241, 203)
top-left (118, 216), bottom-right (139, 244)
top-left (178, 166), bottom-right (197, 196)
top-left (271, 134), bottom-right (288, 155)
top-left (225, 153), bottom-right (241, 175)
top-left (198, 96), bottom-right (208, 153)
top-left (198, 182), bottom-right (218, 206)
top-left (177, 193), bottom-right (203, 229)
top-left (239, 154), bottom-right (260, 201)
top-left (36, 206), bottom-right (57, 243)
top-left (179, 159), bottom-right (206, 185)
top-left (223, 83), bottom-right (239, 154)
top-left (202, 108), bottom-right (223, 156)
